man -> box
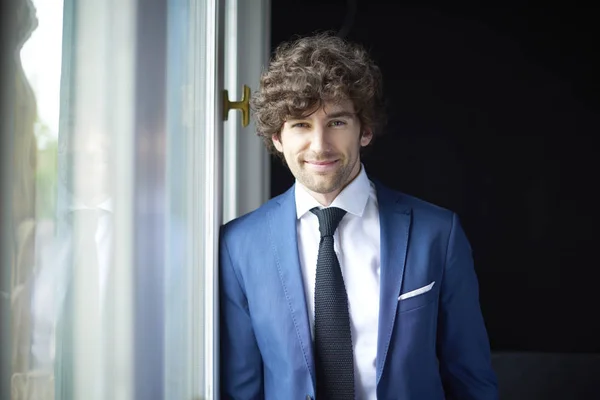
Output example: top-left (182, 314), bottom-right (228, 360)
top-left (48, 129), bottom-right (113, 400)
top-left (220, 32), bottom-right (498, 400)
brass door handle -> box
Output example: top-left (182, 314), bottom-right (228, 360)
top-left (223, 85), bottom-right (250, 127)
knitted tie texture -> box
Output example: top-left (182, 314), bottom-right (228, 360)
top-left (311, 206), bottom-right (354, 400)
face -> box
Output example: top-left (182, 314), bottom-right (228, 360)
top-left (272, 100), bottom-right (373, 204)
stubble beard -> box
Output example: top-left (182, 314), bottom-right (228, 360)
top-left (294, 155), bottom-right (358, 195)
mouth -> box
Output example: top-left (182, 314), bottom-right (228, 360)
top-left (304, 159), bottom-right (339, 172)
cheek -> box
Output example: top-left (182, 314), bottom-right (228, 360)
top-left (280, 136), bottom-right (306, 155)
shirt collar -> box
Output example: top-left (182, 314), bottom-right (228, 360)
top-left (57, 182), bottom-right (113, 214)
top-left (295, 164), bottom-right (371, 219)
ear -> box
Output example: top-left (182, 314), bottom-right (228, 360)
top-left (360, 129), bottom-right (373, 147)
top-left (272, 134), bottom-right (284, 152)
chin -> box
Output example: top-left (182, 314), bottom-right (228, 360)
top-left (308, 180), bottom-right (342, 194)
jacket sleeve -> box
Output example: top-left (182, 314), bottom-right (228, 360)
top-left (437, 213), bottom-right (499, 399)
top-left (220, 228), bottom-right (264, 400)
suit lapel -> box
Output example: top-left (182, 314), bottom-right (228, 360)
top-left (267, 185), bottom-right (316, 389)
top-left (374, 181), bottom-right (412, 384)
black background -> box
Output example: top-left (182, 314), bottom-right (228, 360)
top-left (269, 1), bottom-right (599, 353)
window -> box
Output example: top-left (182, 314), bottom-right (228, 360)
top-left (1, 1), bottom-right (269, 399)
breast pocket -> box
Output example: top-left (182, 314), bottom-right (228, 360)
top-left (397, 281), bottom-right (438, 313)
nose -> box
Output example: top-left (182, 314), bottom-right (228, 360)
top-left (309, 125), bottom-right (328, 153)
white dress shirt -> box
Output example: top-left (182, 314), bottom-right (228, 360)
top-left (67, 195), bottom-right (114, 309)
top-left (295, 165), bottom-right (381, 400)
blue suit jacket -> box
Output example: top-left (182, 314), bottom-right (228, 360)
top-left (220, 180), bottom-right (498, 399)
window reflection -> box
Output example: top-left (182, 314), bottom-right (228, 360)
top-left (54, 128), bottom-right (113, 399)
top-left (9, 0), bottom-right (115, 398)
top-left (7, 0), bottom-right (213, 398)
top-left (11, 0), bottom-right (56, 398)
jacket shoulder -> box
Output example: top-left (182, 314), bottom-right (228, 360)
top-left (221, 189), bottom-right (289, 239)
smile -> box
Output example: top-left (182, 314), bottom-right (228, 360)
top-left (304, 160), bottom-right (339, 172)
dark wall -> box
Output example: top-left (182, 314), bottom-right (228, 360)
top-left (270, 1), bottom-right (599, 353)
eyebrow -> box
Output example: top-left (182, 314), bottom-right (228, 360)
top-left (324, 111), bottom-right (356, 119)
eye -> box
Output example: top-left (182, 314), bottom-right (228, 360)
top-left (329, 120), bottom-right (347, 127)
top-left (291, 122), bottom-right (309, 128)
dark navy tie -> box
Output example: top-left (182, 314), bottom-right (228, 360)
top-left (311, 207), bottom-right (354, 400)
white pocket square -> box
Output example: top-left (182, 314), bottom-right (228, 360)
top-left (398, 281), bottom-right (435, 301)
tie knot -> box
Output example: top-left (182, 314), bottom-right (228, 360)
top-left (311, 207), bottom-right (347, 237)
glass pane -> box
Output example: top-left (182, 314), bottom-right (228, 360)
top-left (9, 0), bottom-right (65, 398)
top-left (163, 0), bottom-right (220, 397)
top-left (3, 0), bottom-right (220, 398)
top-left (5, 0), bottom-right (137, 398)
top-left (164, 0), bottom-right (195, 397)
top-left (134, 0), bottom-right (219, 398)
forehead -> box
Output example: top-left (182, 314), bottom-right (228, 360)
top-left (289, 99), bottom-right (356, 120)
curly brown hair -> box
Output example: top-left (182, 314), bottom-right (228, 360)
top-left (251, 32), bottom-right (386, 157)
